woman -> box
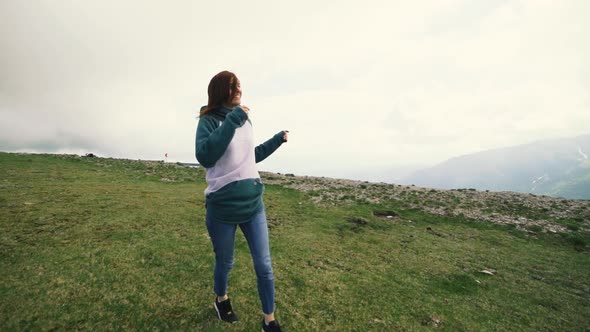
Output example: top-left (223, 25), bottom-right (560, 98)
top-left (195, 70), bottom-right (287, 332)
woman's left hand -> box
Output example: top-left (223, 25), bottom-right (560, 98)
top-left (283, 130), bottom-right (289, 142)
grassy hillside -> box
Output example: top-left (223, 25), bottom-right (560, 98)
top-left (1, 152), bottom-right (589, 331)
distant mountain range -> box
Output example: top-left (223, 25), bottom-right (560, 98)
top-left (402, 134), bottom-right (590, 199)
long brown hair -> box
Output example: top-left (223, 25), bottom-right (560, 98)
top-left (199, 70), bottom-right (239, 117)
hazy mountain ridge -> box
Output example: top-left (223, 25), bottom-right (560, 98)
top-left (402, 134), bottom-right (590, 199)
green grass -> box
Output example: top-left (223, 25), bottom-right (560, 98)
top-left (1, 152), bottom-right (589, 331)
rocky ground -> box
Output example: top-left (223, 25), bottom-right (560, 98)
top-left (261, 171), bottom-right (590, 234)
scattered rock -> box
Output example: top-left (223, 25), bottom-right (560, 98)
top-left (422, 314), bottom-right (443, 328)
top-left (373, 210), bottom-right (400, 219)
top-left (259, 171), bottom-right (589, 234)
top-left (479, 269), bottom-right (497, 275)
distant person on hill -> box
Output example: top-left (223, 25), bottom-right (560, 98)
top-left (195, 70), bottom-right (288, 332)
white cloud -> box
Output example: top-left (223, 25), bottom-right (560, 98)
top-left (1, 0), bottom-right (588, 180)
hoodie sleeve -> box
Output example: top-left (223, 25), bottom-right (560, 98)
top-left (255, 131), bottom-right (286, 163)
top-left (195, 107), bottom-right (248, 168)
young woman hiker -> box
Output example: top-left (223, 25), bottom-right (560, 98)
top-left (195, 70), bottom-right (288, 332)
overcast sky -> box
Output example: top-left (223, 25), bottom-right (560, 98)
top-left (1, 0), bottom-right (588, 181)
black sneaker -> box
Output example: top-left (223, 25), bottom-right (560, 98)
top-left (213, 297), bottom-right (238, 323)
top-left (262, 319), bottom-right (282, 332)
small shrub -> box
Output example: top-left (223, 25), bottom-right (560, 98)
top-left (527, 225), bottom-right (543, 233)
top-left (560, 233), bottom-right (589, 250)
top-left (567, 224), bottom-right (580, 231)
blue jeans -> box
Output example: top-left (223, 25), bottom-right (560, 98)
top-left (206, 208), bottom-right (275, 314)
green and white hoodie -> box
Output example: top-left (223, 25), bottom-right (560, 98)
top-left (195, 106), bottom-right (285, 224)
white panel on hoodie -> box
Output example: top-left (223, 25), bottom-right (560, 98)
top-left (204, 120), bottom-right (260, 195)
